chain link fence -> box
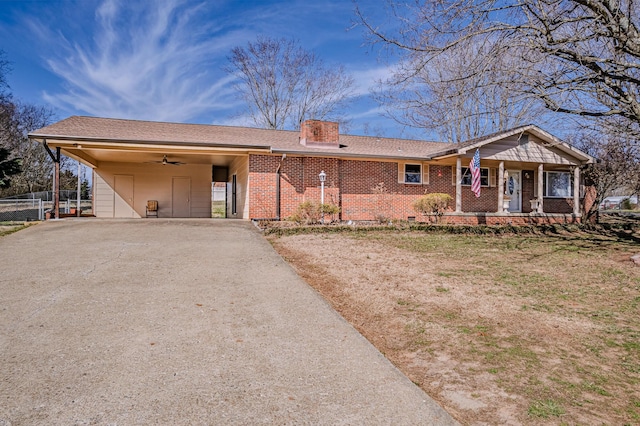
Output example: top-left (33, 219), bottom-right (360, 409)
top-left (0, 198), bottom-right (93, 222)
top-left (0, 199), bottom-right (44, 221)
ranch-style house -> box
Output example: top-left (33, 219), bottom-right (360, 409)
top-left (28, 116), bottom-right (595, 224)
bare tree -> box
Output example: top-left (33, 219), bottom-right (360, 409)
top-left (0, 50), bottom-right (10, 94)
top-left (357, 0), bottom-right (640, 138)
top-left (0, 146), bottom-right (20, 188)
top-left (375, 39), bottom-right (548, 141)
top-left (570, 123), bottom-right (640, 219)
top-left (0, 97), bottom-right (57, 196)
top-left (227, 36), bottom-right (355, 130)
top-left (0, 50), bottom-right (62, 197)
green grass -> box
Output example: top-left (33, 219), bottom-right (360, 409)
top-left (211, 201), bottom-right (226, 218)
top-left (528, 399), bottom-right (566, 418)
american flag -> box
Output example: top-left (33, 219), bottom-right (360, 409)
top-left (469, 149), bottom-right (481, 198)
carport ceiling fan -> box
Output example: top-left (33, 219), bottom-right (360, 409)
top-left (149, 155), bottom-right (185, 166)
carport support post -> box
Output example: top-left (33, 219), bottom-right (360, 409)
top-left (77, 160), bottom-right (81, 217)
top-left (54, 147), bottom-right (60, 219)
top-left (43, 141), bottom-right (61, 219)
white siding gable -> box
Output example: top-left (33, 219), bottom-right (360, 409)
top-left (476, 134), bottom-right (577, 165)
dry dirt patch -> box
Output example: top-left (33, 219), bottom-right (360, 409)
top-left (268, 229), bottom-right (640, 425)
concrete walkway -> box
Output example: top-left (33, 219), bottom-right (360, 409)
top-left (0, 219), bottom-right (456, 425)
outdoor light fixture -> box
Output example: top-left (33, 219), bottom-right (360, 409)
top-left (319, 170), bottom-right (327, 224)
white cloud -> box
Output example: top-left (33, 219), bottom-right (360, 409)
top-left (36, 0), bottom-right (245, 122)
top-left (347, 65), bottom-right (395, 97)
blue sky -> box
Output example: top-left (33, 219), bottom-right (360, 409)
top-left (0, 0), bottom-right (420, 138)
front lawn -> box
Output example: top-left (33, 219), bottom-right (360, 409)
top-left (269, 226), bottom-right (640, 425)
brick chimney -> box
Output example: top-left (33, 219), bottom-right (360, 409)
top-left (300, 120), bottom-right (339, 148)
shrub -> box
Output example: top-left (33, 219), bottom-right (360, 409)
top-left (620, 197), bottom-right (638, 210)
top-left (372, 182), bottom-right (395, 223)
top-left (413, 193), bottom-right (452, 223)
top-left (288, 201), bottom-right (340, 225)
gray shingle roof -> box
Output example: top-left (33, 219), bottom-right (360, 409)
top-left (30, 116), bottom-right (593, 163)
top-left (29, 116), bottom-right (451, 160)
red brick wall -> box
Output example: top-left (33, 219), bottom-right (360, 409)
top-left (340, 160), bottom-right (425, 220)
top-left (544, 198), bottom-right (573, 213)
top-left (435, 214), bottom-right (580, 225)
top-left (248, 154), bottom-right (585, 221)
top-left (248, 155), bottom-right (280, 219)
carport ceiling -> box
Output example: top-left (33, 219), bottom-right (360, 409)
top-left (64, 147), bottom-right (241, 166)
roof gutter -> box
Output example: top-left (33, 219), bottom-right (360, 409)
top-left (27, 133), bottom-right (270, 151)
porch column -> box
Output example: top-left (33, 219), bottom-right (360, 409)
top-left (455, 157), bottom-right (462, 212)
top-left (537, 164), bottom-right (544, 213)
top-left (497, 161), bottom-right (504, 213)
top-left (573, 166), bottom-right (580, 216)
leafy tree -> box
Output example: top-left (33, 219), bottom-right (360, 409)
top-left (357, 0), bottom-right (640, 138)
top-left (227, 36), bottom-right (355, 130)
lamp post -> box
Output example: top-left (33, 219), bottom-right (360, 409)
top-left (319, 170), bottom-right (326, 224)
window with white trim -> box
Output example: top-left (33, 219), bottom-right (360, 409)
top-left (460, 167), bottom-right (489, 187)
top-left (544, 171), bottom-right (573, 197)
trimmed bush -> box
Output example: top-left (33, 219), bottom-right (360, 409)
top-left (288, 201), bottom-right (340, 225)
top-left (413, 193), bottom-right (452, 222)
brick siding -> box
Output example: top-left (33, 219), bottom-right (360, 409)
top-left (433, 213), bottom-right (580, 225)
top-left (543, 198), bottom-right (573, 213)
top-left (248, 154), bottom-right (586, 223)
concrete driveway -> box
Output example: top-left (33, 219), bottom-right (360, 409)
top-left (0, 219), bottom-right (456, 425)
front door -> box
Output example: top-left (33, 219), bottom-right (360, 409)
top-left (506, 170), bottom-right (521, 212)
top-left (172, 177), bottom-right (191, 218)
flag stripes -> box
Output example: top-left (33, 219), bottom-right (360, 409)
top-left (470, 149), bottom-right (481, 198)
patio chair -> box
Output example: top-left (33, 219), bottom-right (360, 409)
top-left (146, 200), bottom-right (159, 218)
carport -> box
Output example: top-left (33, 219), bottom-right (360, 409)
top-left (28, 117), bottom-right (271, 219)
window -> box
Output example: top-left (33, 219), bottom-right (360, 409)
top-left (544, 171), bottom-right (573, 197)
top-left (399, 163), bottom-right (428, 184)
top-left (460, 167), bottom-right (489, 187)
top-left (404, 164), bottom-right (421, 183)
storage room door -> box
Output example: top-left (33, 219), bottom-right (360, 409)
top-left (172, 177), bottom-right (191, 218)
top-left (114, 174), bottom-right (135, 218)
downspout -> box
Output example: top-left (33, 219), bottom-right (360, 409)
top-left (275, 154), bottom-right (286, 220)
top-left (42, 140), bottom-right (60, 219)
